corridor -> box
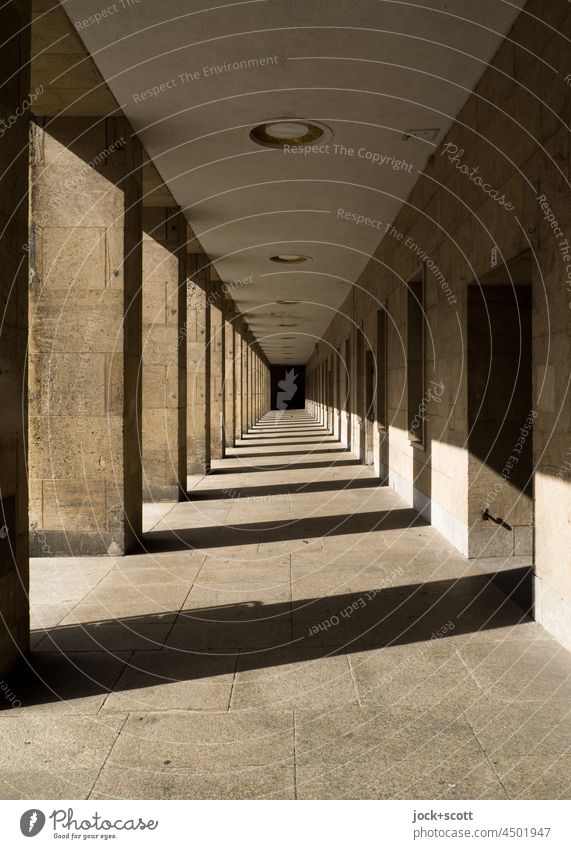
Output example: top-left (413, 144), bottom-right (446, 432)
top-left (2, 411), bottom-right (570, 800)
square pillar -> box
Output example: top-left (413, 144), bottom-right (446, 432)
top-left (242, 337), bottom-right (249, 434)
top-left (209, 279), bottom-right (224, 459)
top-left (186, 254), bottom-right (210, 474)
top-left (256, 357), bottom-right (260, 422)
top-left (223, 296), bottom-right (236, 450)
top-left (142, 207), bottom-right (186, 501)
top-left (252, 354), bottom-right (257, 425)
top-left (233, 320), bottom-right (242, 440)
top-left (29, 116), bottom-right (143, 556)
top-left (240, 327), bottom-right (248, 437)
top-left (259, 359), bottom-right (264, 419)
top-left (247, 344), bottom-right (253, 430)
top-left (0, 0), bottom-right (31, 673)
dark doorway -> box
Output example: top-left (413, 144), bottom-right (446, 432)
top-left (270, 365), bottom-right (305, 410)
top-left (467, 255), bottom-right (533, 562)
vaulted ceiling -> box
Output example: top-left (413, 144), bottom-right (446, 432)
top-left (61, 0), bottom-right (526, 363)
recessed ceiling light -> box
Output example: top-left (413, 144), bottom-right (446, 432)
top-left (279, 323), bottom-right (297, 327)
top-left (269, 254), bottom-right (311, 264)
top-left (276, 300), bottom-right (301, 305)
top-left (250, 119), bottom-right (331, 148)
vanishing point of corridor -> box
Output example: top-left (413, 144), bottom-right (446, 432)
top-left (3, 411), bottom-right (570, 800)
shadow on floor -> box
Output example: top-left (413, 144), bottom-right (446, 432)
top-left (212, 459), bottom-right (359, 474)
top-left (226, 448), bottom-right (345, 458)
top-left (143, 508), bottom-right (428, 551)
top-left (240, 435), bottom-right (337, 443)
top-left (236, 441), bottom-right (339, 448)
top-left (185, 477), bottom-right (385, 501)
top-left (6, 570), bottom-right (533, 709)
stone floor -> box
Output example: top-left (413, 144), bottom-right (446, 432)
top-left (2, 410), bottom-right (571, 799)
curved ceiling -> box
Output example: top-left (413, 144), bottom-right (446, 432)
top-left (64, 0), bottom-right (526, 363)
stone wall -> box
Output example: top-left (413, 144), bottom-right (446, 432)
top-left (209, 279), bottom-right (224, 460)
top-left (186, 254), bottom-right (210, 474)
top-left (307, 0), bottom-right (571, 646)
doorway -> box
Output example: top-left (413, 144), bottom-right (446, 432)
top-left (270, 365), bottom-right (305, 410)
top-left (467, 253), bottom-right (533, 576)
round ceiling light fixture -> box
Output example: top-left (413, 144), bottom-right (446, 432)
top-left (250, 119), bottom-right (331, 149)
top-left (269, 254), bottom-right (311, 264)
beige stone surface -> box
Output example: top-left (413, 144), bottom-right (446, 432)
top-left (142, 208), bottom-right (187, 502)
top-left (4, 412), bottom-right (569, 799)
top-left (28, 117), bottom-right (144, 556)
top-left (306, 0), bottom-right (571, 643)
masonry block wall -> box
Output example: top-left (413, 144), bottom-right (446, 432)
top-left (240, 329), bottom-right (248, 435)
top-left (223, 296), bottom-right (237, 449)
top-left (233, 315), bottom-right (243, 440)
top-left (142, 207), bottom-right (186, 502)
top-left (307, 0), bottom-right (571, 647)
top-left (29, 116), bottom-right (143, 556)
top-left (186, 253), bottom-right (210, 474)
top-left (185, 258), bottom-right (268, 470)
top-left (0, 0), bottom-right (31, 676)
top-left (209, 279), bottom-right (224, 460)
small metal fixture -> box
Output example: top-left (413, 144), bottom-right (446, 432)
top-left (402, 128), bottom-right (440, 142)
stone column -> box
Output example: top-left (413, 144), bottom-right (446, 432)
top-left (233, 319), bottom-right (242, 440)
top-left (248, 344), bottom-right (253, 430)
top-left (252, 351), bottom-right (259, 424)
top-left (240, 328), bottom-right (248, 436)
top-left (223, 295), bottom-right (236, 450)
top-left (0, 0), bottom-right (31, 673)
top-left (209, 278), bottom-right (224, 459)
top-left (142, 207), bottom-right (186, 501)
top-left (243, 341), bottom-right (250, 432)
top-left (29, 116), bottom-right (143, 556)
top-left (254, 354), bottom-right (259, 424)
top-left (319, 362), bottom-right (324, 424)
top-left (258, 358), bottom-right (262, 420)
top-left (186, 253), bottom-right (209, 474)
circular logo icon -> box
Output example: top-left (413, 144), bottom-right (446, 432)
top-left (20, 810), bottom-right (46, 837)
